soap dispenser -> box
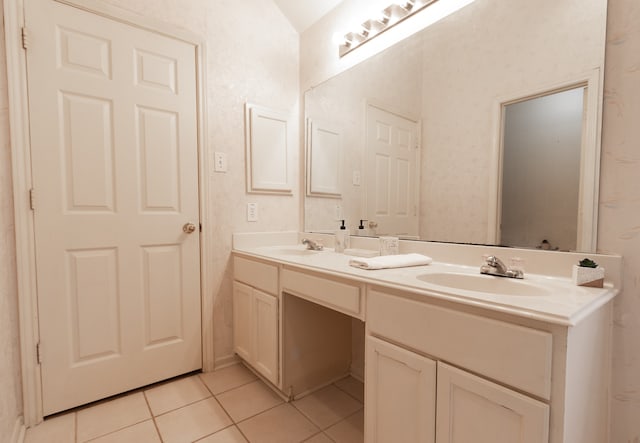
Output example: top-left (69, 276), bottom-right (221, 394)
top-left (356, 219), bottom-right (368, 236)
top-left (335, 220), bottom-right (350, 252)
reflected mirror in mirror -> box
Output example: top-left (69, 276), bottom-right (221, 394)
top-left (304, 0), bottom-right (607, 252)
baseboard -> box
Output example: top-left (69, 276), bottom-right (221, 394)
top-left (11, 416), bottom-right (25, 443)
top-left (212, 354), bottom-right (240, 371)
top-left (350, 363), bottom-right (365, 382)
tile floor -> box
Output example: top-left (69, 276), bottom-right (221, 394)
top-left (24, 363), bottom-right (364, 443)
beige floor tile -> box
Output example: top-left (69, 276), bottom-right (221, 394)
top-left (155, 397), bottom-right (232, 443)
top-left (216, 380), bottom-right (283, 422)
top-left (77, 392), bottom-right (150, 442)
top-left (325, 410), bottom-right (364, 443)
top-left (199, 363), bottom-right (257, 394)
top-left (145, 375), bottom-right (211, 416)
top-left (237, 403), bottom-right (319, 443)
top-left (293, 385), bottom-right (362, 429)
top-left (196, 425), bottom-right (247, 443)
top-left (334, 376), bottom-right (364, 403)
top-left (25, 413), bottom-right (75, 443)
top-left (304, 432), bottom-right (335, 443)
top-left (88, 420), bottom-right (160, 443)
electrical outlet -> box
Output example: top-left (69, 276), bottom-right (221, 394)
top-left (214, 152), bottom-right (227, 172)
top-left (353, 170), bottom-right (361, 186)
top-left (247, 203), bottom-right (258, 222)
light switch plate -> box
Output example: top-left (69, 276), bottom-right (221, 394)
top-left (214, 152), bottom-right (228, 172)
top-left (353, 170), bottom-right (361, 186)
top-left (247, 203), bottom-right (258, 222)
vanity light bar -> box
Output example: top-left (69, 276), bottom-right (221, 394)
top-left (339, 0), bottom-right (438, 57)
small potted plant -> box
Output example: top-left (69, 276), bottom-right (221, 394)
top-left (572, 258), bottom-right (605, 288)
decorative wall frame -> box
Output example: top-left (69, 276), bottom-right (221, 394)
top-left (245, 103), bottom-right (293, 194)
top-left (306, 118), bottom-right (342, 197)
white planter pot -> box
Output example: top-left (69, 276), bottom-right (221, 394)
top-left (572, 265), bottom-right (605, 288)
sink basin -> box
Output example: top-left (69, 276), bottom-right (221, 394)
top-left (416, 272), bottom-right (552, 297)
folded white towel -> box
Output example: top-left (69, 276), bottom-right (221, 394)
top-left (349, 253), bottom-right (433, 270)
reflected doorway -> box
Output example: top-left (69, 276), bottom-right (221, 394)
top-left (499, 87), bottom-right (585, 251)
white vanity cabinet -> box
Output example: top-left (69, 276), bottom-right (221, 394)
top-left (436, 362), bottom-right (548, 443)
top-left (366, 285), bottom-right (610, 443)
top-left (365, 336), bottom-right (437, 443)
top-left (231, 243), bottom-right (615, 443)
top-left (365, 335), bottom-right (548, 443)
top-left (233, 256), bottom-right (279, 385)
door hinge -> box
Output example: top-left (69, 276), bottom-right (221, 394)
top-left (36, 342), bottom-right (42, 364)
top-left (21, 27), bottom-right (30, 50)
top-left (29, 188), bottom-right (35, 210)
top-left (199, 223), bottom-right (202, 233)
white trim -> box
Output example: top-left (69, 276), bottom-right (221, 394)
top-left (487, 69), bottom-right (602, 252)
top-left (4, 0), bottom-right (43, 427)
top-left (196, 42), bottom-right (215, 373)
top-left (11, 416), bottom-right (26, 443)
top-left (5, 0), bottom-right (213, 424)
top-left (244, 102), bottom-right (295, 195)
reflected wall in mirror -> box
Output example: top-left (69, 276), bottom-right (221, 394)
top-left (304, 0), bottom-right (607, 252)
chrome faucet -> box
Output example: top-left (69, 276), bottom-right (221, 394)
top-left (301, 238), bottom-right (324, 251)
top-left (480, 255), bottom-right (523, 279)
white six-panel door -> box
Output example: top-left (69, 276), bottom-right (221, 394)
top-left (366, 104), bottom-right (420, 238)
top-left (25, 0), bottom-right (202, 415)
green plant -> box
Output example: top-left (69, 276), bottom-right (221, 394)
top-left (579, 258), bottom-right (598, 268)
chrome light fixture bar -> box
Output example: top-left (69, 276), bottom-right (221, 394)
top-left (339, 0), bottom-right (438, 57)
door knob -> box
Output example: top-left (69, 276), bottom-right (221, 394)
top-left (183, 222), bottom-right (197, 234)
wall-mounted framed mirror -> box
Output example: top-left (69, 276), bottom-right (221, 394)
top-left (303, 0), bottom-right (607, 252)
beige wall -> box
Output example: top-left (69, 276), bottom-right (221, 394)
top-left (0, 2), bottom-right (22, 443)
top-left (0, 0), bottom-right (299, 430)
top-left (0, 0), bottom-right (24, 440)
top-left (601, 0), bottom-right (640, 440)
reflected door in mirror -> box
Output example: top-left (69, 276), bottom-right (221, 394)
top-left (366, 105), bottom-right (420, 238)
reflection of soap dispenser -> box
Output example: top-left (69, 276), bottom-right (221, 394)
top-left (335, 220), bottom-right (350, 252)
top-left (356, 219), bottom-right (368, 236)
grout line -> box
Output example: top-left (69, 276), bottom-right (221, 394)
top-left (302, 431), bottom-right (336, 443)
top-left (233, 401), bottom-right (288, 426)
top-left (234, 424), bottom-right (252, 443)
top-left (149, 394), bottom-right (213, 419)
top-left (143, 390), bottom-right (164, 443)
top-left (82, 419), bottom-right (156, 443)
top-left (192, 424), bottom-right (243, 443)
top-left (197, 370), bottom-right (259, 396)
top-left (332, 378), bottom-right (365, 405)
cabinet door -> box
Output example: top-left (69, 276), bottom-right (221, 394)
top-left (365, 336), bottom-right (437, 443)
top-left (233, 281), bottom-right (253, 362)
top-left (253, 289), bottom-right (278, 385)
top-left (436, 362), bottom-right (549, 443)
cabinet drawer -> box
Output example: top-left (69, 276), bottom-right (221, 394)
top-left (282, 268), bottom-right (363, 318)
top-left (368, 289), bottom-right (552, 400)
top-left (234, 256), bottom-right (278, 295)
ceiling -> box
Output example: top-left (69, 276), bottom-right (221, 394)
top-left (272, 0), bottom-right (344, 33)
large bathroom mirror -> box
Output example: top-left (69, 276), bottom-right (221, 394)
top-left (304, 0), bottom-right (607, 252)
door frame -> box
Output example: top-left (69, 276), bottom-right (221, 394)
top-left (4, 0), bottom-right (213, 426)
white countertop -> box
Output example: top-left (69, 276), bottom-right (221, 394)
top-left (233, 243), bottom-right (619, 326)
